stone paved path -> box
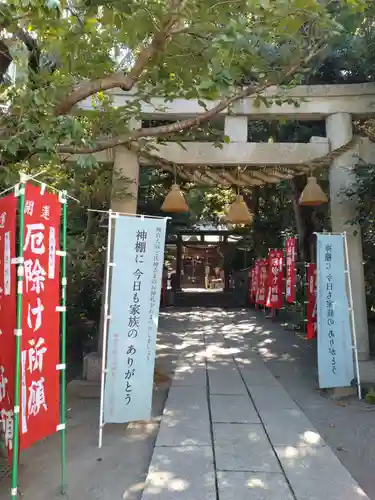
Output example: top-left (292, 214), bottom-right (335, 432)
top-left (141, 309), bottom-right (370, 500)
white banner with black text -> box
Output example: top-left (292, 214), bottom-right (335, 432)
top-left (317, 233), bottom-right (354, 389)
top-left (103, 215), bottom-right (167, 423)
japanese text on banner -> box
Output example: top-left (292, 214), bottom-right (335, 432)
top-left (125, 228), bottom-right (148, 408)
top-left (266, 250), bottom-right (284, 309)
top-left (250, 262), bottom-right (259, 302)
top-left (255, 259), bottom-right (268, 305)
top-left (104, 216), bottom-right (167, 424)
top-left (147, 226), bottom-right (163, 362)
top-left (316, 234), bottom-right (354, 389)
top-left (0, 194), bottom-right (17, 457)
top-left (20, 184), bottom-right (61, 450)
top-left (306, 263), bottom-right (317, 339)
top-left (285, 238), bottom-right (297, 303)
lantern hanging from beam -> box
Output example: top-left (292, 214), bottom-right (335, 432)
top-left (161, 166), bottom-right (189, 213)
top-left (299, 175), bottom-right (328, 206)
top-left (226, 194), bottom-right (253, 225)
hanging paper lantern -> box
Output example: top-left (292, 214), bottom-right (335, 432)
top-left (161, 184), bottom-right (189, 213)
top-left (299, 176), bottom-right (328, 206)
top-left (226, 195), bottom-right (253, 225)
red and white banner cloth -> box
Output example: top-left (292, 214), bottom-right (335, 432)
top-left (20, 184), bottom-right (62, 449)
top-left (255, 259), bottom-right (268, 306)
top-left (250, 261), bottom-right (260, 302)
top-left (285, 238), bottom-right (297, 303)
top-left (306, 262), bottom-right (317, 339)
top-left (0, 194), bottom-right (18, 455)
top-left (266, 249), bottom-right (284, 309)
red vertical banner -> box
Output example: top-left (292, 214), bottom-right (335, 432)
top-left (250, 261), bottom-right (259, 303)
top-left (248, 269), bottom-right (253, 304)
top-left (255, 259), bottom-right (268, 306)
top-left (0, 194), bottom-right (17, 456)
top-left (266, 250), bottom-right (284, 309)
top-left (285, 238), bottom-right (297, 303)
top-left (20, 184), bottom-right (61, 450)
top-left (306, 263), bottom-right (317, 339)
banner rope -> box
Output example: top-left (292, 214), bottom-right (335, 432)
top-left (21, 174), bottom-right (79, 203)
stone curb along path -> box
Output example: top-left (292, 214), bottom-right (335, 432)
top-left (140, 326), bottom-right (370, 500)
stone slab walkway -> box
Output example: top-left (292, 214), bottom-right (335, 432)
top-left (141, 309), bottom-right (370, 500)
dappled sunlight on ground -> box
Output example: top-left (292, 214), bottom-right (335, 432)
top-left (146, 471), bottom-right (190, 494)
top-left (157, 308), bottom-right (309, 380)
top-left (1, 307), bottom-right (371, 500)
top-left (139, 445), bottom-right (216, 500)
top-left (147, 308), bottom-right (371, 500)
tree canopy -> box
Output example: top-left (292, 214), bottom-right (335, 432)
top-left (0, 0), bottom-right (369, 171)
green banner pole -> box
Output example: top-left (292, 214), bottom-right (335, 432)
top-left (60, 191), bottom-right (68, 494)
top-left (11, 179), bottom-right (26, 500)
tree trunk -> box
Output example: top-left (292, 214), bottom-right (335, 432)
top-left (242, 187), bottom-right (260, 256)
top-left (290, 177), bottom-right (318, 263)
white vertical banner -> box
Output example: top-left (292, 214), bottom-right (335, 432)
top-left (4, 231), bottom-right (10, 295)
top-left (103, 215), bottom-right (167, 423)
top-left (317, 233), bottom-right (355, 389)
top-left (48, 226), bottom-right (56, 279)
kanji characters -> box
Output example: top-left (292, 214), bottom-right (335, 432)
top-left (306, 263), bottom-right (317, 339)
top-left (0, 409), bottom-right (13, 449)
top-left (0, 212), bottom-right (6, 229)
top-left (0, 365), bottom-right (8, 402)
top-left (266, 251), bottom-right (283, 309)
top-left (0, 187), bottom-right (62, 451)
top-left (24, 201), bottom-right (35, 216)
top-left (136, 230), bottom-right (147, 241)
top-left (24, 223), bottom-right (45, 254)
top-left (41, 205), bottom-right (50, 220)
top-left (24, 259), bottom-right (46, 294)
top-left (133, 269), bottom-right (143, 280)
top-left (27, 337), bottom-right (47, 373)
top-left (28, 378), bottom-right (48, 416)
top-left (135, 240), bottom-right (146, 253)
top-left (129, 304), bottom-right (140, 316)
top-left (128, 316), bottom-right (139, 328)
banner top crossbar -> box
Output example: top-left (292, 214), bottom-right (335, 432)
top-left (314, 231), bottom-right (345, 236)
top-left (0, 172), bottom-right (79, 203)
top-left (21, 175), bottom-right (79, 203)
top-left (87, 208), bottom-right (171, 220)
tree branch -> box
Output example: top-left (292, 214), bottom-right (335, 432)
top-left (57, 41), bottom-right (328, 155)
top-left (0, 39), bottom-right (12, 81)
top-left (56, 73), bottom-right (136, 116)
top-left (56, 0), bottom-right (188, 116)
top-left (15, 28), bottom-right (40, 78)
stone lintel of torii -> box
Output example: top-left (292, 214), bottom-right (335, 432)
top-left (78, 84), bottom-right (375, 384)
top-left (78, 82), bottom-right (375, 120)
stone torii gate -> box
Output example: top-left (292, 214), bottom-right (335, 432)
top-left (78, 82), bottom-right (375, 383)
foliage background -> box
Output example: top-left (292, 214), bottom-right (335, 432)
top-left (2, 0), bottom-right (375, 363)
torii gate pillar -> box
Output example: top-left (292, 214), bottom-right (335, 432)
top-left (83, 146), bottom-right (140, 380)
top-left (326, 112), bottom-right (370, 363)
top-left (111, 146), bottom-right (140, 214)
